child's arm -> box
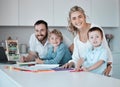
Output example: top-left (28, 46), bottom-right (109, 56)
top-left (84, 60), bottom-right (104, 71)
top-left (43, 44), bottom-right (67, 64)
top-left (35, 58), bottom-right (44, 64)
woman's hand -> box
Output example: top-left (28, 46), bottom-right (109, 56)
top-left (62, 62), bottom-right (74, 69)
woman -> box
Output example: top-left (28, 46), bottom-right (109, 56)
top-left (62, 6), bottom-right (112, 76)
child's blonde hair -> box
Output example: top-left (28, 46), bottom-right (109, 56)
top-left (49, 29), bottom-right (63, 41)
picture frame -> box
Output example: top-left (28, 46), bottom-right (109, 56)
top-left (5, 40), bottom-right (20, 61)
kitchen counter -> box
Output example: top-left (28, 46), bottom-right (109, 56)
top-left (0, 64), bottom-right (120, 87)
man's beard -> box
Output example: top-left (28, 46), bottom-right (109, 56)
top-left (36, 33), bottom-right (48, 42)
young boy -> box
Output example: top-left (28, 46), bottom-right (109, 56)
top-left (35, 29), bottom-right (72, 66)
top-left (75, 27), bottom-right (108, 75)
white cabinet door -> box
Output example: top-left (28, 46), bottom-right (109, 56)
top-left (0, 0), bottom-right (18, 26)
top-left (53, 0), bottom-right (91, 26)
top-left (19, 0), bottom-right (53, 26)
top-left (91, 0), bottom-right (119, 27)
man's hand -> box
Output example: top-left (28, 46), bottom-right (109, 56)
top-left (20, 51), bottom-right (39, 62)
top-left (20, 56), bottom-right (30, 62)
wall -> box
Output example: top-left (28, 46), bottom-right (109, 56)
top-left (0, 26), bottom-right (119, 52)
top-left (103, 27), bottom-right (120, 52)
top-left (0, 26), bottom-right (74, 50)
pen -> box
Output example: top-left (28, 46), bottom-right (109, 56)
top-left (5, 66), bottom-right (32, 72)
top-left (14, 67), bottom-right (36, 72)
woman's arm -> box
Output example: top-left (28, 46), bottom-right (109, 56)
top-left (75, 58), bottom-right (84, 71)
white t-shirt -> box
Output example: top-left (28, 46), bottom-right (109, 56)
top-left (69, 23), bottom-right (112, 65)
top-left (29, 33), bottom-right (50, 58)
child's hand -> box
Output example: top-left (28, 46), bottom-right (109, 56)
top-left (70, 68), bottom-right (83, 72)
top-left (35, 58), bottom-right (44, 64)
top-left (75, 68), bottom-right (83, 72)
top-left (82, 67), bottom-right (89, 72)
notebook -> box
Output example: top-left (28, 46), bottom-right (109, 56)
top-left (0, 47), bottom-right (16, 64)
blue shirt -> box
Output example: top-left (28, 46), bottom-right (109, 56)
top-left (82, 45), bottom-right (108, 75)
top-left (43, 42), bottom-right (72, 65)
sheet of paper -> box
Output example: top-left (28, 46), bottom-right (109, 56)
top-left (26, 64), bottom-right (59, 70)
top-left (17, 61), bottom-right (36, 66)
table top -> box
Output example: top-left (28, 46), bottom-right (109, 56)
top-left (0, 64), bottom-right (120, 87)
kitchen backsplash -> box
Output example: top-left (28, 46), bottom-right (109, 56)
top-left (0, 26), bottom-right (120, 53)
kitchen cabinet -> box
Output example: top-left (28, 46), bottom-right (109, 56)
top-left (53, 0), bottom-right (91, 26)
top-left (20, 0), bottom-right (118, 27)
top-left (91, 0), bottom-right (119, 27)
top-left (19, 0), bottom-right (53, 26)
top-left (0, 0), bottom-right (18, 26)
top-left (0, 0), bottom-right (119, 27)
top-left (19, 0), bottom-right (91, 26)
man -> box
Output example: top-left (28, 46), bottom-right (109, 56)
top-left (21, 20), bottom-right (50, 62)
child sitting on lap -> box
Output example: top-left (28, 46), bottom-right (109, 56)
top-left (75, 27), bottom-right (108, 75)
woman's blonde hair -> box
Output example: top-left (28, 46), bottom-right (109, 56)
top-left (49, 29), bottom-right (63, 41)
top-left (68, 6), bottom-right (86, 36)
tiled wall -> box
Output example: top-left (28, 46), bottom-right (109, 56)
top-left (0, 26), bottom-right (119, 52)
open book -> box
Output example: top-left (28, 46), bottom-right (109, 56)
top-left (27, 64), bottom-right (59, 70)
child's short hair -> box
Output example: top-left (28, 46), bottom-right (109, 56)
top-left (49, 29), bottom-right (63, 41)
top-left (87, 27), bottom-right (103, 39)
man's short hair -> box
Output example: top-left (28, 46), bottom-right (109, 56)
top-left (34, 20), bottom-right (48, 29)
